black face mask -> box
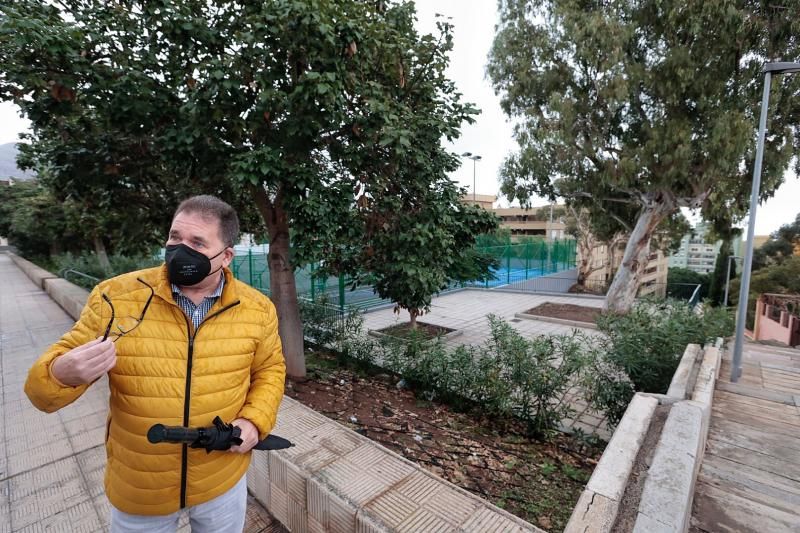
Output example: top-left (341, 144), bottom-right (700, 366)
top-left (165, 243), bottom-right (226, 286)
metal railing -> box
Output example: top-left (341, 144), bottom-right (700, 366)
top-left (61, 268), bottom-right (102, 287)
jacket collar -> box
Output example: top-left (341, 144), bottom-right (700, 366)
top-left (154, 265), bottom-right (239, 308)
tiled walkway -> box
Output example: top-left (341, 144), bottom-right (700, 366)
top-left (0, 254), bottom-right (282, 532)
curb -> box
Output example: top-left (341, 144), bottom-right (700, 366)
top-left (513, 312), bottom-right (598, 330)
top-left (7, 252), bottom-right (58, 290)
top-left (564, 393), bottom-right (658, 532)
top-left (249, 397), bottom-right (544, 532)
top-left (565, 337), bottom-right (724, 533)
top-left (8, 252), bottom-right (89, 320)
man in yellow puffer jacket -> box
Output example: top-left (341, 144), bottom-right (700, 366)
top-left (24, 195), bottom-right (286, 532)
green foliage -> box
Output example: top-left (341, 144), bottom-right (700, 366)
top-left (298, 297), bottom-right (365, 352)
top-left (753, 212), bottom-right (800, 270)
top-left (0, 181), bottom-right (72, 258)
top-left (488, 1), bottom-right (800, 309)
top-left (729, 255), bottom-right (800, 329)
top-left (0, 2), bottom-right (266, 256)
top-left (365, 191), bottom-right (499, 323)
top-left (580, 357), bottom-right (635, 428)
top-left (708, 239), bottom-right (734, 306)
top-left (485, 316), bottom-right (586, 437)
top-left (1, 1), bottom-right (488, 372)
top-left (306, 311), bottom-right (587, 438)
top-left (368, 316), bottom-right (586, 438)
top-left (594, 300), bottom-right (734, 396)
top-left (667, 268), bottom-right (709, 300)
top-left (47, 251), bottom-right (161, 289)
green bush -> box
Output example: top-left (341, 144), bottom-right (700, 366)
top-left (49, 252), bottom-right (161, 289)
top-left (595, 299), bottom-right (733, 395)
top-left (373, 315), bottom-right (586, 438)
top-left (580, 357), bottom-right (635, 428)
top-left (298, 296), bottom-right (364, 351)
top-left (486, 316), bottom-right (586, 437)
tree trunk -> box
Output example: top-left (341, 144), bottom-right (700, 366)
top-left (604, 198), bottom-right (674, 313)
top-left (94, 235), bottom-right (111, 273)
top-left (570, 206), bottom-right (601, 290)
top-left (409, 309), bottom-right (418, 330)
top-left (251, 184), bottom-right (306, 378)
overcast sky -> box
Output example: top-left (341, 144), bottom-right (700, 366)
top-left (1, 0), bottom-right (798, 236)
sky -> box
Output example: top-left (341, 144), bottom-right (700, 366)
top-left (1, 0), bottom-right (798, 236)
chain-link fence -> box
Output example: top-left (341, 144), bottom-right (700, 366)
top-left (231, 239), bottom-right (579, 310)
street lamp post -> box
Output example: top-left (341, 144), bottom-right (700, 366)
top-left (724, 255), bottom-right (742, 307)
top-left (461, 152), bottom-right (482, 202)
top-left (731, 62), bottom-right (800, 383)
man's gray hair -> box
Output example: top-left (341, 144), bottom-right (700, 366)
top-left (174, 195), bottom-right (240, 247)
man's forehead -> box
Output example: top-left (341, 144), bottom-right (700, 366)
top-left (170, 211), bottom-right (221, 239)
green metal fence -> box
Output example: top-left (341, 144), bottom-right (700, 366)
top-left (231, 239), bottom-right (579, 310)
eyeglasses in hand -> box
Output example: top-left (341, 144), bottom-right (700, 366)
top-left (101, 279), bottom-right (155, 342)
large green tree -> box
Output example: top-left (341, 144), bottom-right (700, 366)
top-left (488, 0), bottom-right (800, 312)
top-left (753, 212), bottom-right (800, 269)
top-left (730, 255), bottom-right (800, 328)
top-left (1, 1), bottom-right (488, 377)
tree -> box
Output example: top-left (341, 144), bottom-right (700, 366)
top-left (365, 184), bottom-right (498, 329)
top-left (730, 255), bottom-right (800, 329)
top-left (0, 2), bottom-right (267, 262)
top-left (488, 0), bottom-right (800, 313)
top-left (667, 267), bottom-right (709, 301)
top-left (0, 181), bottom-right (71, 257)
top-left (1, 1), bottom-right (482, 377)
top-left (708, 239), bottom-right (734, 306)
top-left (565, 206), bottom-right (606, 288)
top-left (753, 212), bottom-right (800, 269)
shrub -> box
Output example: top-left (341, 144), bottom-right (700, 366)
top-left (580, 356), bottom-right (635, 428)
top-left (298, 296), bottom-right (364, 351)
top-left (596, 298), bottom-right (733, 395)
top-left (49, 252), bottom-right (161, 289)
top-left (486, 316), bottom-right (586, 437)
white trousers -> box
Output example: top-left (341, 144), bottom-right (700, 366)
top-left (110, 475), bottom-right (247, 533)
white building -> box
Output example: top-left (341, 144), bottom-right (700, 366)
top-left (668, 222), bottom-right (721, 275)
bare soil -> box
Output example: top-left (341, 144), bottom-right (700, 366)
top-left (285, 348), bottom-right (605, 532)
top-left (376, 321), bottom-right (456, 339)
top-left (611, 404), bottom-right (671, 532)
top-left (524, 303), bottom-right (602, 325)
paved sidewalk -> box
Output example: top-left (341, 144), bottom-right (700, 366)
top-left (0, 254), bottom-right (282, 533)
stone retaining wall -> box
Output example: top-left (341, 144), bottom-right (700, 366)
top-left (565, 339), bottom-right (723, 533)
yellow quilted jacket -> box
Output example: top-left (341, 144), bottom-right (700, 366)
top-left (24, 266), bottom-right (286, 515)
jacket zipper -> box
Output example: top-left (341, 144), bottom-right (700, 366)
top-left (179, 300), bottom-right (240, 509)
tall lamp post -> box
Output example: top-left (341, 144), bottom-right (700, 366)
top-left (731, 61), bottom-right (800, 382)
top-left (461, 152), bottom-right (482, 202)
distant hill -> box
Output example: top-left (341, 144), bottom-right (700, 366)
top-left (0, 143), bottom-right (34, 180)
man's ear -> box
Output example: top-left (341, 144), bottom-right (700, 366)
top-left (223, 247), bottom-right (235, 268)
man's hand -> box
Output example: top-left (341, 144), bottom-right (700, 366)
top-left (51, 338), bottom-right (117, 387)
top-left (229, 418), bottom-right (259, 453)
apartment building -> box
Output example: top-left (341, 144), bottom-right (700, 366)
top-left (669, 222), bottom-right (723, 275)
top-left (461, 195), bottom-right (567, 240)
top-left (580, 239), bottom-right (669, 297)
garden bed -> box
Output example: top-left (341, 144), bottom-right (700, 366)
top-left (523, 302), bottom-right (602, 325)
top-left (370, 320), bottom-right (461, 340)
top-left (285, 348), bottom-right (604, 532)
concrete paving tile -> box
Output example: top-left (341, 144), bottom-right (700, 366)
top-left (6, 439), bottom-right (75, 478)
top-left (15, 499), bottom-right (102, 533)
top-left (0, 480), bottom-right (9, 533)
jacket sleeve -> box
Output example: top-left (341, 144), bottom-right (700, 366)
top-left (238, 300), bottom-right (286, 439)
top-left (24, 285), bottom-right (104, 413)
